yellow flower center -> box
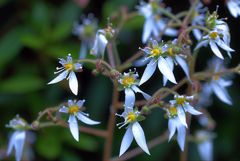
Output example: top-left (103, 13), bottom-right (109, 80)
top-left (127, 112), bottom-right (137, 122)
top-left (150, 48), bottom-right (162, 57)
top-left (169, 107), bottom-right (178, 117)
top-left (168, 47), bottom-right (175, 56)
top-left (122, 76), bottom-right (135, 87)
top-left (209, 32), bottom-right (218, 40)
top-left (213, 75), bottom-right (220, 81)
top-left (176, 97), bottom-right (186, 105)
top-left (68, 105), bottom-right (79, 114)
top-left (64, 63), bottom-right (74, 71)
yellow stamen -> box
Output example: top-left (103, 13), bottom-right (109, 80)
top-left (122, 76), bottom-right (135, 87)
top-left (68, 105), bottom-right (79, 114)
top-left (176, 97), bottom-right (186, 105)
top-left (150, 48), bottom-right (162, 57)
top-left (127, 112), bottom-right (137, 122)
top-left (209, 32), bottom-right (218, 40)
top-left (168, 47), bottom-right (174, 56)
top-left (213, 75), bottom-right (220, 80)
top-left (169, 107), bottom-right (178, 116)
top-left (64, 63), bottom-right (74, 71)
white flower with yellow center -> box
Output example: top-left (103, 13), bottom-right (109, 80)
top-left (6, 115), bottom-right (29, 161)
top-left (119, 70), bottom-right (151, 108)
top-left (137, 1), bottom-right (178, 43)
top-left (195, 30), bottom-right (234, 59)
top-left (200, 58), bottom-right (232, 105)
top-left (139, 40), bottom-right (177, 85)
top-left (227, 0), bottom-right (240, 18)
top-left (167, 105), bottom-right (187, 151)
top-left (116, 107), bottom-right (150, 156)
top-left (59, 99), bottom-right (100, 141)
top-left (73, 14), bottom-right (97, 58)
top-left (91, 27), bottom-right (115, 57)
top-left (48, 54), bottom-right (82, 95)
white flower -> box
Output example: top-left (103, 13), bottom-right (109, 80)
top-left (48, 54), bottom-right (82, 95)
top-left (196, 130), bottom-right (215, 161)
top-left (91, 27), bottom-right (115, 57)
top-left (73, 14), bottom-right (97, 58)
top-left (139, 40), bottom-right (177, 85)
top-left (59, 99), bottom-right (100, 141)
top-left (167, 106), bottom-right (187, 151)
top-left (119, 70), bottom-right (151, 108)
top-left (138, 1), bottom-right (178, 43)
top-left (167, 96), bottom-right (201, 151)
top-left (201, 58), bottom-right (233, 105)
top-left (116, 107), bottom-right (150, 156)
top-left (195, 30), bottom-right (234, 59)
top-left (227, 0), bottom-right (240, 18)
top-left (6, 115), bottom-right (28, 161)
top-left (163, 39), bottom-right (191, 86)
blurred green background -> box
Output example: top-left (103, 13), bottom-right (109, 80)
top-left (1, 0), bottom-right (240, 160)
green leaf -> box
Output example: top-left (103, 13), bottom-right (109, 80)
top-left (0, 28), bottom-right (23, 73)
top-left (36, 129), bottom-right (62, 160)
top-left (0, 74), bottom-right (44, 94)
top-left (21, 32), bottom-right (45, 49)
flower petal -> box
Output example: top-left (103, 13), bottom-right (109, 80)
top-left (216, 39), bottom-right (234, 52)
top-left (7, 132), bottom-right (16, 156)
top-left (198, 140), bottom-right (213, 161)
top-left (132, 122), bottom-right (150, 155)
top-left (158, 57), bottom-right (177, 84)
top-left (69, 71), bottom-right (78, 95)
top-left (163, 57), bottom-right (174, 86)
top-left (59, 106), bottom-right (69, 113)
top-left (177, 107), bottom-right (187, 127)
top-left (77, 112), bottom-right (100, 125)
top-left (14, 131), bottom-right (26, 161)
top-left (131, 86), bottom-right (151, 100)
top-left (77, 100), bottom-right (85, 107)
top-left (195, 40), bottom-right (208, 50)
top-left (168, 119), bottom-right (177, 141)
top-left (48, 70), bottom-right (68, 84)
top-left (142, 18), bottom-right (154, 43)
top-left (175, 55), bottom-right (191, 81)
top-left (177, 125), bottom-right (186, 151)
top-left (212, 83), bottom-right (232, 105)
top-left (119, 125), bottom-right (134, 156)
top-left (209, 41), bottom-right (224, 59)
top-left (139, 60), bottom-right (157, 85)
top-left (185, 104), bottom-right (202, 115)
top-left (68, 115), bottom-right (79, 141)
top-left (124, 88), bottom-right (135, 108)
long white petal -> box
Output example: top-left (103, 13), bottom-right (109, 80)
top-left (77, 112), bottom-right (100, 125)
top-left (158, 57), bottom-right (177, 84)
top-left (14, 131), bottom-right (26, 161)
top-left (177, 107), bottom-right (187, 127)
top-left (177, 125), bottom-right (186, 151)
top-left (217, 39), bottom-right (234, 52)
top-left (184, 104), bottom-right (202, 115)
top-left (198, 140), bottom-right (213, 161)
top-left (124, 88), bottom-right (135, 108)
top-left (209, 41), bottom-right (224, 59)
top-left (132, 122), bottom-right (150, 155)
top-left (193, 29), bottom-right (202, 40)
top-left (69, 71), bottom-right (78, 95)
top-left (139, 60), bottom-right (157, 85)
top-left (119, 126), bottom-right (134, 156)
top-left (168, 119), bottom-right (177, 141)
top-left (142, 18), bottom-right (154, 43)
top-left (7, 132), bottom-right (16, 156)
top-left (131, 86), bottom-right (151, 100)
top-left (175, 56), bottom-right (191, 81)
top-left (212, 83), bottom-right (232, 105)
top-left (48, 70), bottom-right (68, 84)
top-left (163, 57), bottom-right (174, 86)
top-left (68, 115), bottom-right (79, 141)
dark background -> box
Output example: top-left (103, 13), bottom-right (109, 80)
top-left (0, 0), bottom-right (240, 160)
